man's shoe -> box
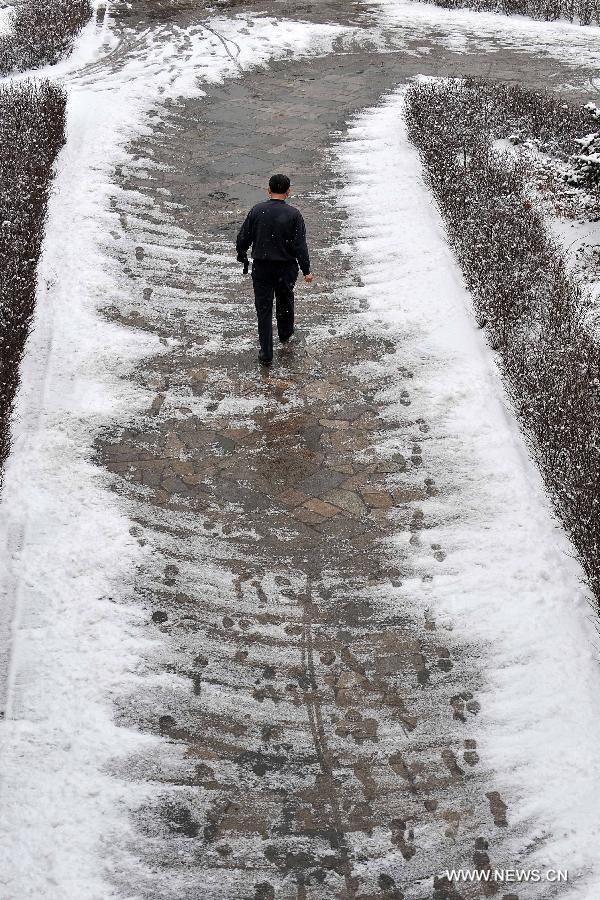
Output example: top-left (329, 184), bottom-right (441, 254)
top-left (280, 332), bottom-right (295, 345)
top-left (258, 353), bottom-right (272, 367)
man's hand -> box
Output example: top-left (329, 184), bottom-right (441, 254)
top-left (304, 274), bottom-right (314, 284)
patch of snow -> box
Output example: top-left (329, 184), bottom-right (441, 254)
top-left (548, 214), bottom-right (600, 311)
top-left (0, 11), bottom-right (352, 899)
top-left (0, 5), bottom-right (12, 38)
top-left (507, 138), bottom-right (600, 311)
top-left (491, 136), bottom-right (518, 155)
top-left (335, 87), bottom-right (600, 897)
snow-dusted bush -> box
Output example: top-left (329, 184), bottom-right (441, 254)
top-left (0, 80), bottom-right (67, 469)
top-left (567, 131), bottom-right (600, 187)
top-left (458, 79), bottom-right (593, 156)
top-left (406, 78), bottom-right (600, 601)
top-left (0, 0), bottom-right (92, 75)
top-left (419, 0), bottom-right (600, 23)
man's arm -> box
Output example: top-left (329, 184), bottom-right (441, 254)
top-left (292, 212), bottom-right (311, 278)
top-left (236, 209), bottom-right (254, 262)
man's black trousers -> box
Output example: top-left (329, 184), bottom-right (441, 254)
top-left (251, 260), bottom-right (298, 362)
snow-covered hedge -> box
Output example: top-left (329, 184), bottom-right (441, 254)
top-left (0, 80), bottom-right (67, 469)
top-left (425, 0), bottom-right (600, 25)
top-left (406, 78), bottom-right (600, 601)
top-left (568, 114), bottom-right (600, 187)
top-left (0, 0), bottom-right (92, 75)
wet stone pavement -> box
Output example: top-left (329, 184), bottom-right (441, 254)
top-left (94, 3), bottom-right (592, 898)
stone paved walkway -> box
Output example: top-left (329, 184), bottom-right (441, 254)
top-left (93, 3), bottom-right (596, 897)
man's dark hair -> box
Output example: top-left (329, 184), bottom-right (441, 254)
top-left (269, 173), bottom-right (291, 194)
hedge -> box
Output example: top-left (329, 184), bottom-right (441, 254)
top-left (0, 0), bottom-right (92, 75)
top-left (422, 0), bottom-right (600, 25)
top-left (0, 81), bottom-right (67, 470)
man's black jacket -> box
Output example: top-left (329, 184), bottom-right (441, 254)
top-left (236, 199), bottom-right (311, 276)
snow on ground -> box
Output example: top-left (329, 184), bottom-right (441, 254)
top-left (0, 3), bottom-right (12, 37)
top-left (0, 12), bottom-right (352, 900)
top-left (368, 0), bottom-right (600, 80)
top-left (548, 215), bottom-right (600, 317)
top-left (503, 137), bottom-right (600, 320)
top-left (334, 88), bottom-right (600, 896)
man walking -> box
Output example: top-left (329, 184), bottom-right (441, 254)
top-left (236, 174), bottom-right (313, 367)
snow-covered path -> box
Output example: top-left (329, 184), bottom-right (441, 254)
top-left (0, 0), bottom-right (600, 897)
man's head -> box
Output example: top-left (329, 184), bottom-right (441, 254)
top-left (268, 173), bottom-right (291, 199)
